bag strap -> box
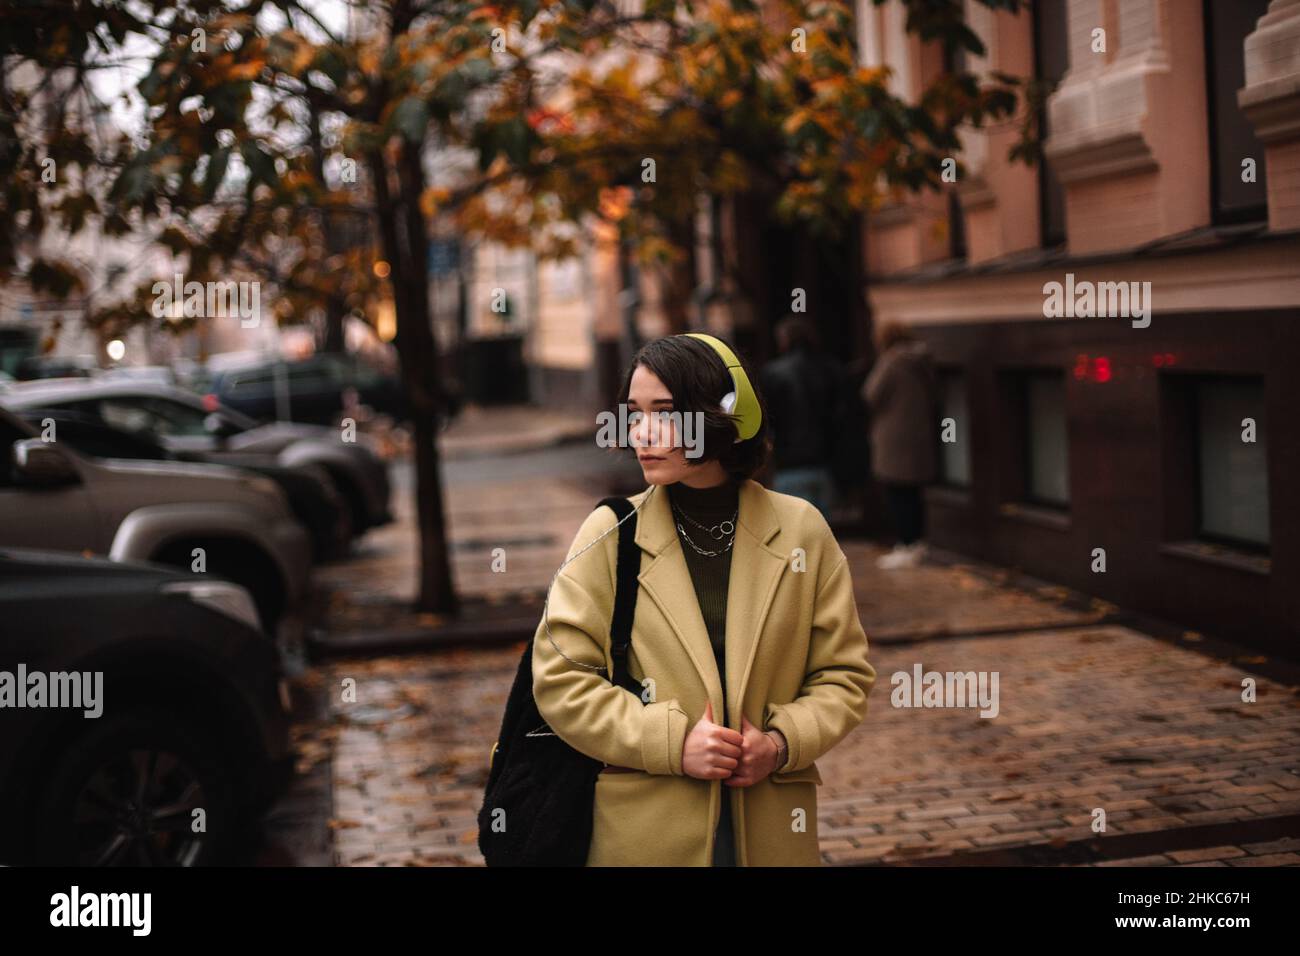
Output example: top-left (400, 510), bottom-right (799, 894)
top-left (595, 495), bottom-right (643, 700)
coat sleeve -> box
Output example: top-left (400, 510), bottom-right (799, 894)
top-left (762, 547), bottom-right (876, 773)
top-left (531, 507), bottom-right (692, 775)
top-left (862, 351), bottom-right (893, 411)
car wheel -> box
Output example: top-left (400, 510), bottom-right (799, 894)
top-left (328, 501), bottom-right (354, 561)
top-left (34, 712), bottom-right (238, 866)
top-left (152, 541), bottom-right (284, 634)
top-left (324, 471), bottom-right (369, 538)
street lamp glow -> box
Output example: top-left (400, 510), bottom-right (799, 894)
top-left (106, 339), bottom-right (126, 361)
top-left (376, 299), bottom-right (396, 342)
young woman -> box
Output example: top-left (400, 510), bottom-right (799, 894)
top-left (531, 332), bottom-right (876, 866)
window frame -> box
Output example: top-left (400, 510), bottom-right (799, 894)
top-left (1190, 373), bottom-right (1270, 551)
top-left (1202, 0), bottom-right (1271, 226)
top-left (1160, 369), bottom-right (1271, 558)
top-left (936, 366), bottom-right (973, 489)
top-left (997, 366), bottom-right (1072, 513)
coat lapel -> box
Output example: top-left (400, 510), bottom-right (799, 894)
top-left (634, 479), bottom-right (786, 728)
top-left (724, 481), bottom-right (788, 725)
top-left (635, 482), bottom-right (722, 712)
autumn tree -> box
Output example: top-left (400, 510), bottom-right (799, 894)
top-left (1, 0), bottom-right (1031, 614)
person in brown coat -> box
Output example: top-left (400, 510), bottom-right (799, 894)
top-left (532, 333), bottom-right (876, 865)
top-left (862, 320), bottom-right (937, 569)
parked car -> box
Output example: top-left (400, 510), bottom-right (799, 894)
top-left (0, 548), bottom-right (293, 865)
top-left (93, 365), bottom-right (177, 386)
top-left (193, 352), bottom-right (408, 426)
top-left (0, 407), bottom-right (311, 635)
top-left (0, 324), bottom-right (39, 379)
top-left (14, 354), bottom-right (98, 380)
top-left (12, 407), bottom-right (352, 561)
top-left (1, 378), bottom-right (392, 536)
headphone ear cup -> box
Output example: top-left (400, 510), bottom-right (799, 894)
top-left (680, 331), bottom-right (762, 440)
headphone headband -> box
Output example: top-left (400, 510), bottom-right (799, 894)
top-left (681, 332), bottom-right (762, 442)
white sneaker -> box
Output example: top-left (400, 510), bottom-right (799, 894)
top-left (876, 542), bottom-right (925, 570)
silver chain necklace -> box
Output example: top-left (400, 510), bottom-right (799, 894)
top-left (675, 504), bottom-right (737, 538)
top-left (672, 503), bottom-right (738, 557)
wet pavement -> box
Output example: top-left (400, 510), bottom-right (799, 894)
top-left (314, 577), bottom-right (1300, 867)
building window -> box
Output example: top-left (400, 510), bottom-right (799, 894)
top-left (938, 369), bottom-right (971, 487)
top-left (946, 185), bottom-right (968, 261)
top-left (1204, 0), bottom-right (1270, 223)
top-left (1023, 371), bottom-right (1069, 507)
top-left (1195, 377), bottom-right (1269, 547)
top-left (1032, 0), bottom-right (1068, 248)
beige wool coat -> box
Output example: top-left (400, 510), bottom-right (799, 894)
top-left (531, 478), bottom-right (876, 866)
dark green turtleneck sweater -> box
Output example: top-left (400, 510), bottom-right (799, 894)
top-left (667, 474), bottom-right (741, 868)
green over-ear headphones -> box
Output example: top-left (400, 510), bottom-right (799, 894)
top-left (682, 332), bottom-right (762, 442)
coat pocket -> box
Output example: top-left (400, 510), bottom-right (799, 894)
top-left (588, 771), bottom-right (711, 866)
top-left (743, 775), bottom-right (822, 866)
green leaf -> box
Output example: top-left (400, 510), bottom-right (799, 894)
top-left (498, 117), bottom-right (533, 166)
top-left (460, 57), bottom-right (493, 87)
top-left (390, 97), bottom-right (429, 143)
top-left (433, 71), bottom-right (468, 112)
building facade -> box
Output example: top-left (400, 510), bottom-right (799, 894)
top-left (861, 0), bottom-right (1300, 651)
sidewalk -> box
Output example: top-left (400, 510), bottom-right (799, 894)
top-left (439, 402), bottom-right (594, 460)
top-left (320, 550), bottom-right (1300, 867)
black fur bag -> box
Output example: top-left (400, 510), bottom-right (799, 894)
top-left (477, 495), bottom-right (645, 866)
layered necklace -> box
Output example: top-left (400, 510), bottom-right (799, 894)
top-left (671, 501), bottom-right (738, 558)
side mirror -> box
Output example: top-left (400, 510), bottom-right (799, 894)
top-left (12, 438), bottom-right (80, 487)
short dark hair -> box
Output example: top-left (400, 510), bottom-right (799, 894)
top-left (614, 333), bottom-right (772, 481)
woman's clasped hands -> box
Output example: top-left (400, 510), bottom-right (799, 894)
top-left (682, 701), bottom-right (783, 786)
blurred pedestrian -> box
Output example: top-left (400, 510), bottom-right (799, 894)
top-left (862, 320), bottom-right (937, 569)
top-left (758, 314), bottom-right (846, 520)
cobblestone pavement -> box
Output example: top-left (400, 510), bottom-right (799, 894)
top-left (320, 569), bottom-right (1300, 866)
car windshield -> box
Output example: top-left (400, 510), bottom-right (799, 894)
top-left (96, 397), bottom-right (210, 437)
top-left (22, 412), bottom-right (168, 460)
top-left (56, 393), bottom-right (254, 438)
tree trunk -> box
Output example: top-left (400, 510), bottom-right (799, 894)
top-left (369, 144), bottom-right (460, 616)
top-left (308, 101), bottom-right (348, 354)
top-left (660, 212), bottom-right (697, 334)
